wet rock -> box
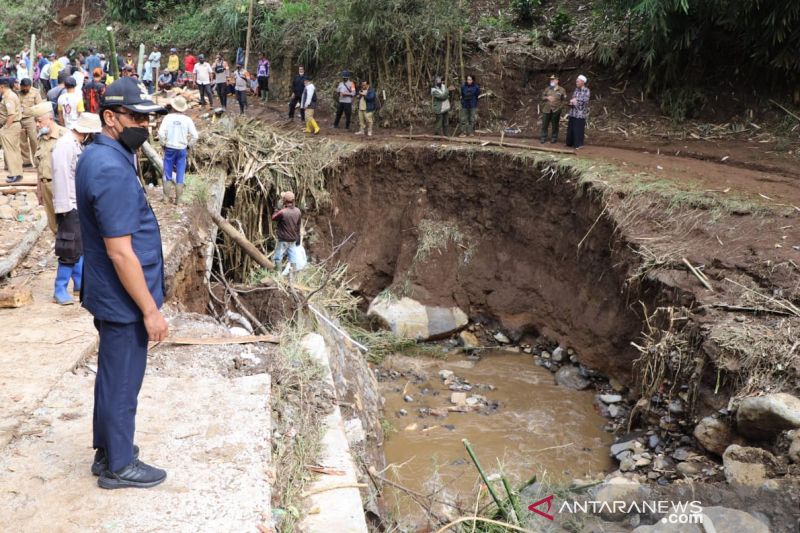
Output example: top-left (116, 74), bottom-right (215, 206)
top-left (608, 405), bottom-right (622, 418)
top-left (551, 347), bottom-right (564, 362)
top-left (647, 435), bottom-right (662, 450)
top-left (610, 440), bottom-right (636, 457)
top-left (554, 365), bottom-right (590, 390)
top-left (397, 408), bottom-right (407, 416)
top-left (429, 408), bottom-right (447, 417)
top-left (438, 369), bottom-right (454, 381)
top-left (652, 455), bottom-right (674, 473)
top-left (600, 394), bottom-right (623, 404)
top-left (633, 455), bottom-right (651, 467)
top-left (693, 416), bottom-right (737, 456)
top-left (631, 506), bottom-right (769, 533)
top-left (676, 461), bottom-right (701, 477)
top-left (344, 418), bottom-right (365, 445)
top-left (736, 393), bottom-right (800, 440)
top-left (789, 432), bottom-right (800, 463)
top-left (367, 296), bottom-right (468, 341)
top-left (229, 326), bottom-right (251, 337)
top-left (404, 423), bottom-right (418, 431)
top-left (722, 444), bottom-right (782, 486)
top-left (619, 457), bottom-right (636, 471)
top-left (667, 399), bottom-right (684, 415)
top-left (609, 377), bottom-right (627, 393)
top-left (493, 331), bottom-right (510, 344)
top-left (592, 477), bottom-right (648, 521)
top-left (403, 395), bottom-right (413, 403)
top-left (450, 392), bottom-right (467, 406)
top-left (61, 13), bottom-right (80, 26)
top-left (459, 331), bottom-right (480, 350)
top-left (671, 447), bottom-right (694, 461)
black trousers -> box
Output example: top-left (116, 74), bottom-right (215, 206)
top-left (257, 76), bottom-right (269, 91)
top-left (236, 90), bottom-right (247, 113)
top-left (55, 209), bottom-right (82, 265)
top-left (288, 94), bottom-right (305, 120)
top-left (198, 83), bottom-right (214, 106)
top-left (93, 318), bottom-right (149, 472)
top-left (334, 102), bottom-right (352, 129)
top-left (565, 116), bottom-right (586, 148)
top-left (216, 82), bottom-right (228, 107)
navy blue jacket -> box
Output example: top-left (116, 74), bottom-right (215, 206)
top-left (291, 74), bottom-right (307, 97)
top-left (362, 88), bottom-right (377, 112)
top-left (461, 83), bottom-right (480, 109)
top-left (76, 134), bottom-right (165, 324)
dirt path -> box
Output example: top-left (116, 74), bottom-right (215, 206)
top-left (0, 190), bottom-right (273, 532)
top-left (241, 101), bottom-right (800, 204)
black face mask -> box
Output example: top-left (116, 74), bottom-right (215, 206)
top-left (118, 127), bottom-right (149, 152)
top-left (82, 133), bottom-right (95, 146)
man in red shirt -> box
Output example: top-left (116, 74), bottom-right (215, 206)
top-left (183, 49), bottom-right (197, 84)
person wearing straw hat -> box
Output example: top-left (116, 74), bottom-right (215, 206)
top-left (76, 77), bottom-right (169, 489)
top-left (50, 112), bottom-right (102, 305)
top-left (31, 100), bottom-right (66, 234)
top-left (158, 95), bottom-right (198, 204)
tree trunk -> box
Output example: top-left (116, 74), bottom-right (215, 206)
top-left (444, 32), bottom-right (451, 84)
top-left (404, 34), bottom-right (414, 96)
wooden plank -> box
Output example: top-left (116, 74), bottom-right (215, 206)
top-left (160, 335), bottom-right (280, 346)
top-left (0, 215), bottom-right (47, 278)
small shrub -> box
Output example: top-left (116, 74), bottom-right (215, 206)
top-left (510, 0), bottom-right (542, 25)
top-left (478, 14), bottom-right (514, 33)
top-left (550, 8), bottom-right (573, 40)
top-left (659, 87), bottom-right (708, 122)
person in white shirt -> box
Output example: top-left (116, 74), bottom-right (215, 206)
top-left (16, 55), bottom-right (29, 80)
top-left (193, 54), bottom-right (214, 106)
top-left (72, 67), bottom-right (86, 92)
top-left (50, 112), bottom-right (101, 305)
top-left (148, 46), bottom-right (162, 84)
top-left (301, 77), bottom-right (319, 134)
top-left (57, 77), bottom-right (84, 129)
top-left (158, 96), bottom-right (198, 204)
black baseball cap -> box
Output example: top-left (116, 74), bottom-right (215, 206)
top-left (101, 76), bottom-right (166, 114)
top-left (64, 76), bottom-right (77, 88)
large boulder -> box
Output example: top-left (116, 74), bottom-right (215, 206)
top-left (736, 393), bottom-right (800, 440)
top-left (693, 416), bottom-right (739, 456)
top-left (722, 444), bottom-right (782, 486)
top-left (591, 476), bottom-right (649, 521)
top-left (367, 296), bottom-right (467, 341)
top-left (631, 506), bottom-right (769, 533)
top-left (554, 365), bottom-right (590, 390)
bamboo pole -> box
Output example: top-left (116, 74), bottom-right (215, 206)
top-left (140, 141), bottom-right (164, 184)
top-left (210, 211), bottom-right (275, 269)
top-left (105, 26), bottom-right (120, 79)
top-left (462, 439), bottom-right (510, 521)
top-left (137, 43), bottom-right (145, 78)
top-left (244, 0), bottom-right (255, 71)
top-left (30, 34), bottom-right (36, 73)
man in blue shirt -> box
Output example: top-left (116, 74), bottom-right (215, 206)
top-left (76, 77), bottom-right (169, 489)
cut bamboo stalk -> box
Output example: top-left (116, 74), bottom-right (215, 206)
top-left (682, 257), bottom-right (714, 291)
top-left (210, 211), bottom-right (275, 269)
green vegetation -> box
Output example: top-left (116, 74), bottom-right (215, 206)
top-left (549, 8), bottom-right (573, 40)
top-left (595, 0), bottom-right (800, 118)
top-left (510, 0), bottom-right (542, 25)
top-left (0, 0), bottom-right (53, 51)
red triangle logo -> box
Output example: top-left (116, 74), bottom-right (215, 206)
top-left (528, 494), bottom-right (555, 520)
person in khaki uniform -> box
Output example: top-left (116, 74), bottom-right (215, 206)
top-left (0, 77), bottom-right (24, 183)
top-left (31, 101), bottom-right (66, 234)
top-left (540, 74), bottom-right (568, 144)
top-left (19, 78), bottom-right (42, 167)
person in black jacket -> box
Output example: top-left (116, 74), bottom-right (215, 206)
top-left (288, 65), bottom-right (307, 121)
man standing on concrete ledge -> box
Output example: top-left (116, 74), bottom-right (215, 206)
top-left (76, 77), bottom-right (169, 489)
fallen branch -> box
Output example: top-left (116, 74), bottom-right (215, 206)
top-left (161, 335), bottom-right (279, 346)
top-left (769, 99), bottom-right (800, 122)
top-left (300, 482), bottom-right (367, 499)
top-left (0, 215), bottom-right (47, 278)
top-left (210, 210), bottom-right (274, 269)
top-left (724, 277), bottom-right (800, 318)
top-left (434, 517), bottom-right (536, 533)
top-left (708, 303), bottom-right (792, 316)
top-left (681, 258), bottom-right (714, 291)
top-left (395, 134), bottom-right (574, 154)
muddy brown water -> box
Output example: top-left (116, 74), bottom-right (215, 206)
top-left (380, 351), bottom-right (613, 522)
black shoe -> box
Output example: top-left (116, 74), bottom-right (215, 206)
top-left (8, 175), bottom-right (22, 183)
top-left (23, 163), bottom-right (33, 168)
top-left (98, 460), bottom-right (166, 489)
top-left (92, 445), bottom-right (140, 476)
top-left (540, 139), bottom-right (546, 144)
top-left (550, 139), bottom-right (557, 144)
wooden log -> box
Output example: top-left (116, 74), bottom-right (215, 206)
top-left (0, 286), bottom-right (33, 308)
top-left (140, 141), bottom-right (164, 184)
top-left (209, 211), bottom-right (275, 269)
top-left (161, 335), bottom-right (279, 346)
top-left (394, 133), bottom-right (575, 154)
top-left (0, 215), bottom-right (47, 278)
